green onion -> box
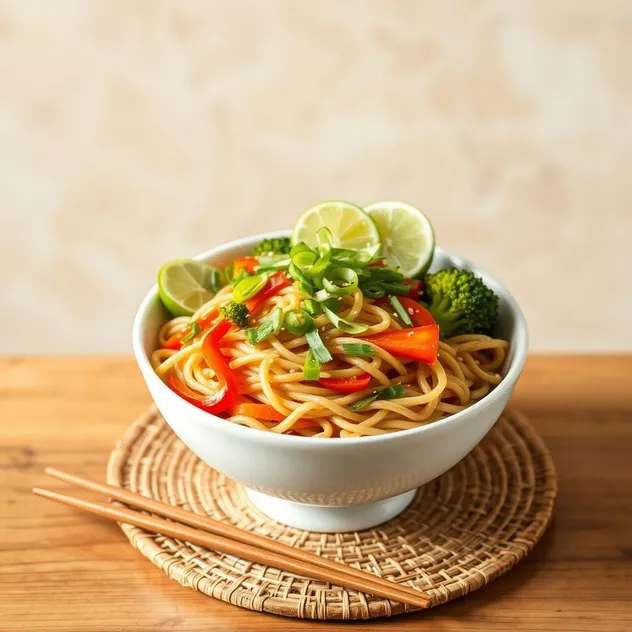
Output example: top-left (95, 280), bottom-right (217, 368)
top-left (297, 281), bottom-right (314, 297)
top-left (341, 343), bottom-right (376, 357)
top-left (381, 282), bottom-right (409, 296)
top-left (317, 226), bottom-right (333, 246)
top-left (292, 249), bottom-right (318, 270)
top-left (331, 244), bottom-right (381, 266)
top-left (322, 266), bottom-right (359, 296)
top-left (208, 268), bottom-right (225, 293)
top-left (181, 321), bottom-right (201, 343)
top-left (305, 328), bottom-right (332, 363)
top-left (322, 306), bottom-right (369, 334)
top-left (255, 256), bottom-right (291, 273)
top-left (230, 267), bottom-right (249, 287)
top-left (367, 267), bottom-right (405, 283)
top-left (314, 288), bottom-right (331, 302)
top-left (303, 349), bottom-right (320, 380)
top-left (389, 295), bottom-right (413, 326)
top-left (290, 242), bottom-right (316, 258)
top-left (302, 299), bottom-right (322, 316)
top-left (223, 263), bottom-right (234, 281)
top-left (321, 297), bottom-right (342, 313)
top-left (284, 308), bottom-right (313, 335)
top-left (360, 283), bottom-right (386, 299)
top-left (245, 307), bottom-right (283, 345)
top-left (350, 383), bottom-right (407, 411)
top-left (233, 272), bottom-right (268, 302)
top-left (288, 261), bottom-right (313, 292)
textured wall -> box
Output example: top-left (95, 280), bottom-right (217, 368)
top-left (1, 1), bottom-right (631, 353)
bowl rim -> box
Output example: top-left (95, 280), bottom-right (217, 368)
top-left (133, 230), bottom-right (529, 449)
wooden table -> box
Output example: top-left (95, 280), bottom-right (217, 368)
top-left (1, 356), bottom-right (631, 631)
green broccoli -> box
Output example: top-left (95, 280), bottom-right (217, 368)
top-left (423, 268), bottom-right (499, 339)
top-left (219, 301), bottom-right (249, 329)
top-left (252, 237), bottom-right (292, 256)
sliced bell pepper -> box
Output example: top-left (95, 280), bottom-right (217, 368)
top-left (403, 278), bottom-right (423, 300)
top-left (363, 324), bottom-right (439, 364)
top-left (167, 318), bottom-right (238, 414)
top-left (163, 308), bottom-right (219, 350)
top-left (318, 374), bottom-right (372, 393)
top-left (228, 401), bottom-right (286, 422)
top-left (375, 296), bottom-right (435, 328)
top-left (166, 272), bottom-right (292, 412)
top-left (232, 256), bottom-right (259, 277)
top-left (244, 271), bottom-right (292, 314)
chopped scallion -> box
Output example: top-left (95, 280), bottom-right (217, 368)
top-left (322, 306), bottom-right (369, 335)
top-left (389, 295), bottom-right (413, 326)
top-left (303, 349), bottom-right (320, 380)
top-left (305, 328), bottom-right (332, 363)
top-left (341, 343), bottom-right (376, 357)
top-left (350, 383), bottom-right (407, 411)
top-left (284, 308), bottom-right (313, 335)
top-left (181, 321), bottom-right (201, 344)
top-left (233, 272), bottom-right (268, 302)
top-left (245, 307), bottom-right (283, 345)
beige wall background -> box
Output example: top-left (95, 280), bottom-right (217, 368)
top-left (1, 0), bottom-right (631, 353)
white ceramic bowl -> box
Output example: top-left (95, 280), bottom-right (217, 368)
top-left (133, 232), bottom-right (528, 532)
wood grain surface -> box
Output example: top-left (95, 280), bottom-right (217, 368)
top-left (1, 355), bottom-right (631, 631)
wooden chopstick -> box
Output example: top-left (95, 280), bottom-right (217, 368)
top-left (33, 485), bottom-right (429, 609)
top-left (44, 467), bottom-right (429, 606)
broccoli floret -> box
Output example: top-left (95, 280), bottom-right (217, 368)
top-left (219, 301), bottom-right (249, 329)
top-left (423, 268), bottom-right (499, 339)
top-left (252, 237), bottom-right (292, 256)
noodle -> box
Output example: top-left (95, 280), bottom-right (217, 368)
top-left (152, 285), bottom-right (509, 438)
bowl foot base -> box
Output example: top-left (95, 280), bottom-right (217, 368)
top-left (245, 488), bottom-right (417, 533)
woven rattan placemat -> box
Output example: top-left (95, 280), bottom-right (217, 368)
top-left (107, 407), bottom-right (556, 620)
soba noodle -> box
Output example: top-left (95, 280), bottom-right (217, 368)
top-left (152, 283), bottom-right (509, 438)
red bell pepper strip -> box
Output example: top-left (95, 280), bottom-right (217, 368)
top-left (168, 318), bottom-right (237, 414)
top-left (244, 272), bottom-right (292, 314)
top-left (403, 278), bottom-right (423, 300)
top-left (363, 324), bottom-right (439, 364)
top-left (166, 272), bottom-right (293, 412)
top-left (163, 308), bottom-right (219, 350)
top-left (232, 256), bottom-right (259, 277)
top-left (375, 296), bottom-right (435, 328)
top-left (318, 374), bottom-right (372, 393)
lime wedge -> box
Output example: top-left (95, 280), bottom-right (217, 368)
top-left (158, 259), bottom-right (216, 317)
top-left (292, 200), bottom-right (381, 250)
top-left (364, 201), bottom-right (435, 277)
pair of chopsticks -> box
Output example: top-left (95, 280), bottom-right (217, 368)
top-left (33, 468), bottom-right (431, 609)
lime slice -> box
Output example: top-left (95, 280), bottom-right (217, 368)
top-left (292, 200), bottom-right (381, 250)
top-left (158, 259), bottom-right (216, 317)
top-left (364, 201), bottom-right (435, 277)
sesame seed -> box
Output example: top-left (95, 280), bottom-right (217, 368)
top-left (407, 308), bottom-right (414, 315)
top-left (457, 356), bottom-right (463, 361)
top-left (475, 360), bottom-right (480, 365)
top-left (408, 331), bottom-right (414, 337)
top-left (494, 373), bottom-right (501, 378)
top-left (289, 369), bottom-right (296, 374)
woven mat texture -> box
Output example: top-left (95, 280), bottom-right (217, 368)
top-left (107, 407), bottom-right (556, 620)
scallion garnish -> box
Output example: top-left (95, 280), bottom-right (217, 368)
top-left (284, 308), bottom-right (313, 335)
top-left (245, 307), bottom-right (283, 345)
top-left (181, 321), bottom-right (201, 344)
top-left (389, 295), bottom-right (413, 326)
top-left (322, 305), bottom-right (369, 335)
top-left (302, 299), bottom-right (322, 316)
top-left (233, 273), bottom-right (268, 302)
top-left (322, 266), bottom-right (359, 296)
top-left (303, 349), bottom-right (320, 380)
top-left (208, 267), bottom-right (225, 293)
top-left (305, 328), bottom-right (332, 363)
top-left (350, 383), bottom-right (407, 411)
top-left (341, 343), bottom-right (376, 357)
